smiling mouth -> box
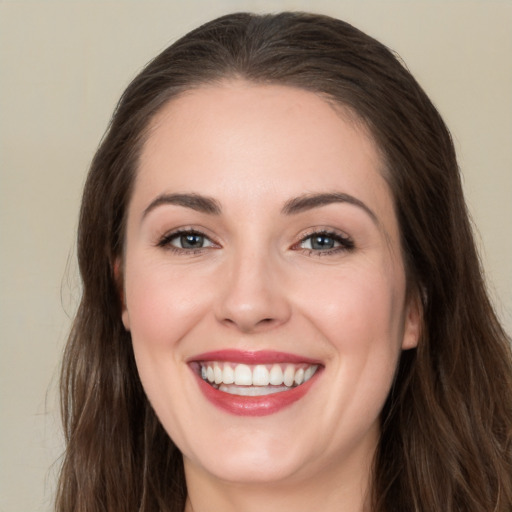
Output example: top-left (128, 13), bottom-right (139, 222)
top-left (198, 361), bottom-right (319, 396)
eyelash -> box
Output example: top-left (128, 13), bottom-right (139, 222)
top-left (156, 228), bottom-right (354, 256)
top-left (294, 229), bottom-right (355, 256)
top-left (156, 229), bottom-right (218, 255)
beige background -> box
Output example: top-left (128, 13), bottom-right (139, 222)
top-left (1, 1), bottom-right (510, 510)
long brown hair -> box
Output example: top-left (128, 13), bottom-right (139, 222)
top-left (56, 12), bottom-right (512, 511)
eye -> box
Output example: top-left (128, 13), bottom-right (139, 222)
top-left (157, 229), bottom-right (217, 252)
top-left (173, 232), bottom-right (211, 249)
top-left (298, 230), bottom-right (354, 254)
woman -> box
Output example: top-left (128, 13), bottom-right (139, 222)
top-left (56, 12), bottom-right (512, 512)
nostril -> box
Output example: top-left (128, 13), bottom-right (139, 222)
top-left (220, 315), bottom-right (281, 333)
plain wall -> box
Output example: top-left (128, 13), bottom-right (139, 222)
top-left (1, 1), bottom-right (510, 510)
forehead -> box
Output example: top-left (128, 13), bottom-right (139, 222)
top-left (134, 81), bottom-right (396, 234)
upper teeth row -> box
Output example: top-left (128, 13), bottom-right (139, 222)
top-left (200, 362), bottom-right (318, 387)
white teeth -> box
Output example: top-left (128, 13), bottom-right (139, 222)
top-left (269, 364), bottom-right (284, 385)
top-left (283, 364), bottom-right (295, 387)
top-left (304, 366), bottom-right (314, 382)
top-left (200, 361), bottom-right (319, 391)
top-left (213, 363), bottom-right (223, 384)
top-left (219, 384), bottom-right (290, 396)
top-left (234, 364), bottom-right (252, 385)
top-left (252, 365), bottom-right (270, 386)
top-left (223, 364), bottom-right (235, 384)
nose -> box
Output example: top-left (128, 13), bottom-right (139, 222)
top-left (214, 248), bottom-right (292, 333)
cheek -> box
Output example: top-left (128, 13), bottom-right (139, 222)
top-left (122, 259), bottom-right (211, 436)
top-left (300, 265), bottom-right (406, 406)
top-left (124, 258), bottom-right (212, 348)
top-left (306, 266), bottom-right (405, 349)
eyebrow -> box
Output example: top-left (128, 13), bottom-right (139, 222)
top-left (142, 191), bottom-right (378, 225)
top-left (142, 193), bottom-right (222, 219)
top-left (281, 192), bottom-right (378, 224)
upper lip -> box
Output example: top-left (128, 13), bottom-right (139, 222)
top-left (188, 349), bottom-right (323, 365)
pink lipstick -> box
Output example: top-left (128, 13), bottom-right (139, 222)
top-left (188, 350), bottom-right (322, 416)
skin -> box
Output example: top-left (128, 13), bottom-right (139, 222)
top-left (120, 81), bottom-right (420, 512)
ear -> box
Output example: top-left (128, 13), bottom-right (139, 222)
top-left (401, 290), bottom-right (422, 350)
top-left (114, 258), bottom-right (130, 331)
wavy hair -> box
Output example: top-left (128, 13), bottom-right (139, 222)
top-left (56, 12), bottom-right (512, 511)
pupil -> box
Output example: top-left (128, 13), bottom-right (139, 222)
top-left (181, 234), bottom-right (203, 248)
top-left (312, 235), bottom-right (334, 250)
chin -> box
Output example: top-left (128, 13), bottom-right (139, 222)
top-left (176, 418), bottom-right (313, 484)
top-left (185, 448), bottom-right (306, 485)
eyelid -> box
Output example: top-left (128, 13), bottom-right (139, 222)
top-left (156, 227), bottom-right (221, 252)
top-left (170, 232), bottom-right (216, 249)
top-left (292, 227), bottom-right (355, 253)
top-left (155, 225), bottom-right (353, 255)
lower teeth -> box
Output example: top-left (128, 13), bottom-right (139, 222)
top-left (217, 384), bottom-right (293, 396)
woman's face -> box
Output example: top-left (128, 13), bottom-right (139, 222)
top-left (121, 82), bottom-right (420, 487)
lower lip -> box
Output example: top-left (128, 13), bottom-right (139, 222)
top-left (193, 370), bottom-right (320, 416)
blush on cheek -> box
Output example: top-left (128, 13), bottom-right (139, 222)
top-left (315, 279), bottom-right (397, 344)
